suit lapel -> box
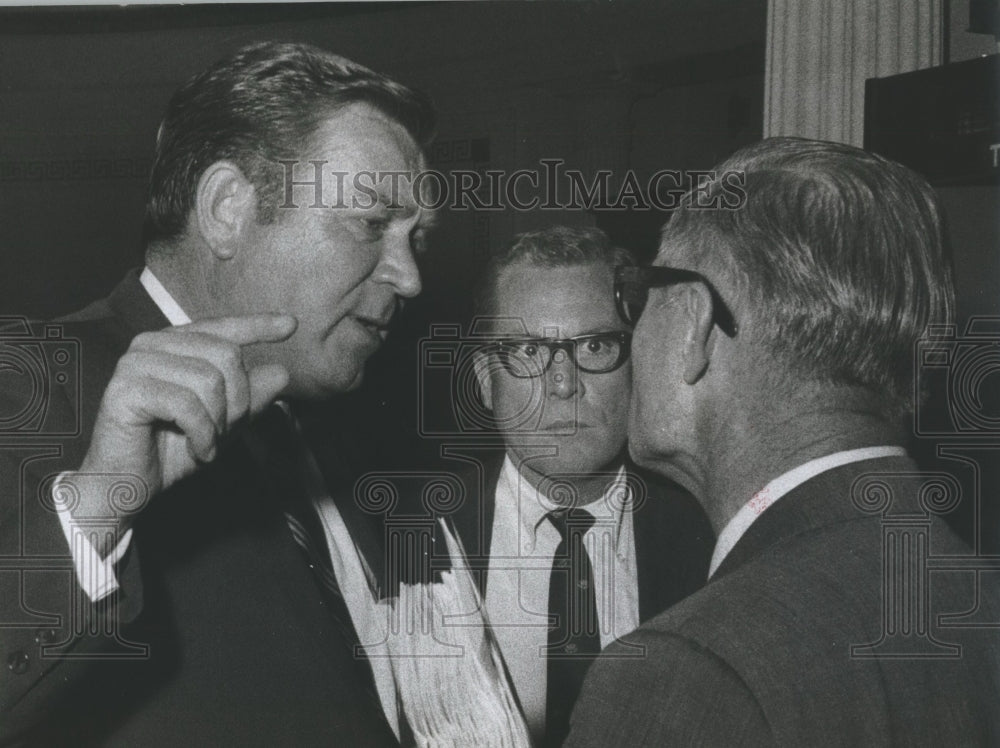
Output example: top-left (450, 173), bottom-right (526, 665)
top-left (632, 474), bottom-right (674, 622)
top-left (296, 410), bottom-right (388, 597)
top-left (445, 449), bottom-right (503, 597)
top-left (629, 464), bottom-right (716, 621)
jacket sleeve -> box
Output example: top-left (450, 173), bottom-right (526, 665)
top-left (0, 380), bottom-right (145, 743)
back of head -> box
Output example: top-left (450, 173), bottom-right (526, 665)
top-left (475, 225), bottom-right (636, 319)
top-left (663, 137), bottom-right (955, 420)
top-left (143, 40), bottom-right (435, 249)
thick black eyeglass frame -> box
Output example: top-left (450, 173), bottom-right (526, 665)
top-left (614, 265), bottom-right (738, 336)
top-left (490, 331), bottom-right (632, 378)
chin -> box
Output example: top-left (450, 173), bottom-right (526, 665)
top-left (524, 439), bottom-right (626, 480)
top-left (627, 435), bottom-right (656, 468)
top-left (288, 363), bottom-right (366, 401)
top-left (628, 438), bottom-right (687, 489)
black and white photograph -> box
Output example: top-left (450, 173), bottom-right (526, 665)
top-left (0, 1), bottom-right (998, 745)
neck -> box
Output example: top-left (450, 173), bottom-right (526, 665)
top-left (146, 244), bottom-right (217, 321)
top-left (698, 396), bottom-right (903, 535)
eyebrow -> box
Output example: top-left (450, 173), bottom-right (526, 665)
top-left (503, 328), bottom-right (626, 341)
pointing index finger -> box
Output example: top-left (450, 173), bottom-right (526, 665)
top-left (179, 314), bottom-right (298, 345)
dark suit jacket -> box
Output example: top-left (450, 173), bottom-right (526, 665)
top-left (0, 271), bottom-right (397, 746)
top-left (566, 457), bottom-right (1000, 747)
top-left (396, 449), bottom-right (713, 632)
top-left (387, 444), bottom-right (715, 632)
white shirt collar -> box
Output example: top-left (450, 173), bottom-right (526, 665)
top-left (707, 445), bottom-right (908, 578)
top-left (140, 266), bottom-right (191, 325)
top-left (497, 454), bottom-right (629, 552)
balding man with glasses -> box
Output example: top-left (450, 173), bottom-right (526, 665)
top-left (430, 226), bottom-right (714, 747)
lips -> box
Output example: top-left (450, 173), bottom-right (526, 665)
top-left (352, 311), bottom-right (393, 343)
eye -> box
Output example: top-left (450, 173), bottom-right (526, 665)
top-left (586, 336), bottom-right (617, 354)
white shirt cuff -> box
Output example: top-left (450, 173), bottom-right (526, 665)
top-left (54, 472), bottom-right (133, 602)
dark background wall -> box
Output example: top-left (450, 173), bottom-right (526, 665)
top-left (0, 1), bottom-right (767, 321)
top-left (1, 2), bottom-right (994, 551)
top-left (0, 1), bottom-right (768, 478)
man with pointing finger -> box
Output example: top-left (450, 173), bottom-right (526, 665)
top-left (0, 41), bottom-right (433, 746)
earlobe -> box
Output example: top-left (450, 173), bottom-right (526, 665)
top-left (195, 161), bottom-right (255, 260)
top-left (682, 338), bottom-right (709, 384)
top-left (472, 352), bottom-right (493, 410)
top-left (681, 283), bottom-right (714, 385)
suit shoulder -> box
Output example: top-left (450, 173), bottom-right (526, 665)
top-left (568, 625), bottom-right (772, 747)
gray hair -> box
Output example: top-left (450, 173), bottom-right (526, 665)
top-left (662, 136), bottom-right (954, 417)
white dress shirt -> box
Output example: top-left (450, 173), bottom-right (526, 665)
top-left (708, 445), bottom-right (908, 578)
top-left (484, 454), bottom-right (641, 736)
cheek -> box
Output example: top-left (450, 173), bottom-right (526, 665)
top-left (587, 370), bottom-right (631, 419)
top-left (491, 375), bottom-right (544, 418)
top-left (630, 337), bottom-right (665, 400)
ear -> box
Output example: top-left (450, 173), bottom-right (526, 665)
top-left (680, 282), bottom-right (715, 385)
top-left (472, 350), bottom-right (494, 410)
top-left (194, 160), bottom-right (257, 260)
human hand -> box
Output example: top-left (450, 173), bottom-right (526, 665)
top-left (77, 314), bottom-right (296, 511)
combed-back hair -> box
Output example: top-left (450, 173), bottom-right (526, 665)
top-left (475, 226), bottom-right (637, 318)
top-left (662, 136), bottom-right (955, 417)
top-left (143, 40), bottom-right (435, 246)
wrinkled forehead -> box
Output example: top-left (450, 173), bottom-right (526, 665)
top-left (301, 104), bottom-right (426, 204)
top-left (487, 261), bottom-right (622, 339)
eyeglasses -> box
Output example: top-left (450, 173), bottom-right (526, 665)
top-left (490, 331), bottom-right (632, 378)
top-left (614, 265), bottom-right (738, 336)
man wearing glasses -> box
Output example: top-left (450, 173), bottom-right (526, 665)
top-left (447, 226), bottom-right (713, 747)
top-left (565, 139), bottom-right (1000, 745)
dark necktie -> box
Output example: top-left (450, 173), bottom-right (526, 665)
top-left (544, 508), bottom-right (601, 746)
top-left (250, 406), bottom-right (348, 605)
top-left (245, 406), bottom-right (388, 727)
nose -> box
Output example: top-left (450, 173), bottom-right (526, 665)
top-left (546, 348), bottom-right (581, 400)
top-left (373, 234), bottom-right (422, 299)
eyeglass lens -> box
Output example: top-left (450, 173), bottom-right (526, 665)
top-left (498, 335), bottom-right (627, 377)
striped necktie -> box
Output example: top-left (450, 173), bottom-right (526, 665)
top-left (245, 405), bottom-right (386, 721)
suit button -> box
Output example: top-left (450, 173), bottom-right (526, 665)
top-left (34, 628), bottom-right (58, 645)
top-left (6, 650), bottom-right (30, 674)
